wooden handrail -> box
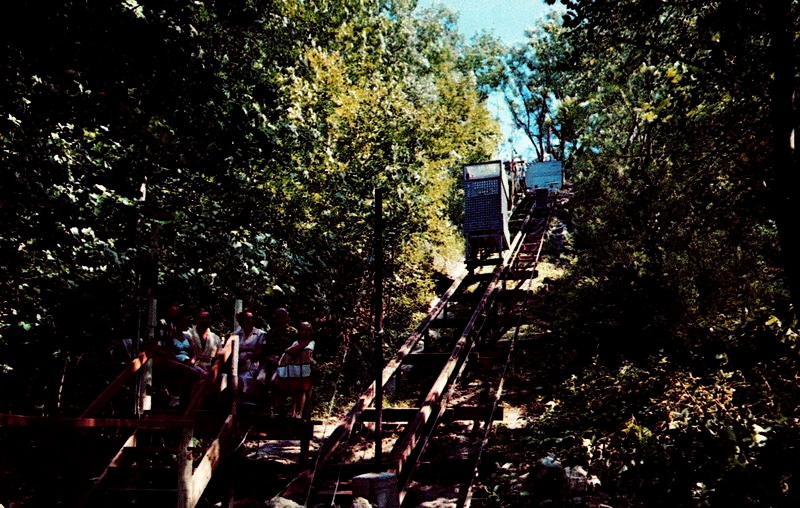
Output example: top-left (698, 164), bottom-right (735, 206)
top-left (189, 414), bottom-right (235, 506)
top-left (0, 413), bottom-right (195, 428)
top-left (182, 337), bottom-right (236, 416)
top-left (79, 335), bottom-right (236, 420)
top-left (3, 336), bottom-right (240, 508)
top-left (80, 347), bottom-right (153, 418)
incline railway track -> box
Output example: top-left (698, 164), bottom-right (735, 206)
top-left (0, 186), bottom-right (561, 508)
top-left (272, 187), bottom-right (559, 507)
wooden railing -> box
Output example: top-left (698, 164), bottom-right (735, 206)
top-left (81, 336), bottom-right (240, 508)
top-left (0, 336), bottom-right (241, 508)
top-left (182, 337), bottom-right (238, 416)
top-left (81, 348), bottom-right (154, 418)
top-left (178, 336), bottom-right (239, 507)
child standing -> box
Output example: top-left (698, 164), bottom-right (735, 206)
top-left (274, 321), bottom-right (315, 418)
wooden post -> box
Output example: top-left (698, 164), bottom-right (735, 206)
top-left (177, 425), bottom-right (193, 508)
top-left (230, 335), bottom-right (239, 416)
top-left (299, 417), bottom-right (314, 466)
top-left (233, 299), bottom-right (243, 330)
top-left (137, 222), bottom-right (159, 415)
top-left (373, 187), bottom-right (385, 465)
top-left (137, 297), bottom-right (156, 414)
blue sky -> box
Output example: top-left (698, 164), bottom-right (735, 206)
top-left (420, 0), bottom-right (559, 159)
top-left (427, 0), bottom-right (551, 45)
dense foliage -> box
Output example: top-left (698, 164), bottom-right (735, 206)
top-left (481, 1), bottom-right (800, 506)
top-left (4, 0), bottom-right (800, 506)
top-left (0, 0), bottom-right (501, 415)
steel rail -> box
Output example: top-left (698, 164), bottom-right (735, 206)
top-left (390, 198), bottom-right (544, 503)
top-left (279, 267), bottom-right (470, 499)
top-left (456, 204), bottom-right (556, 507)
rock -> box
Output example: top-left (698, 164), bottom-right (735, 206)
top-left (265, 496), bottom-right (303, 508)
top-left (528, 454), bottom-right (568, 502)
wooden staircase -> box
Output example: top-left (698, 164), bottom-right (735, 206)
top-left (85, 413), bottom-right (236, 507)
top-left (79, 338), bottom-right (240, 508)
top-left (0, 332), bottom-right (325, 507)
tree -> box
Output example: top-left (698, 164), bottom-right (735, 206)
top-left (527, 1), bottom-right (791, 354)
top-left (765, 0), bottom-right (800, 321)
top-left (501, 13), bottom-right (572, 162)
top-left (0, 0), bottom-right (501, 415)
top-left (512, 0), bottom-right (800, 503)
top-left (551, 0), bottom-right (800, 324)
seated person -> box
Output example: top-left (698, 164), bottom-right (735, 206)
top-left (231, 310), bottom-right (267, 402)
top-left (170, 308), bottom-right (194, 364)
top-left (158, 307), bottom-right (199, 406)
top-left (188, 309), bottom-right (222, 372)
top-left (155, 301), bottom-right (181, 348)
top-left (261, 307), bottom-right (298, 381)
top-left (274, 321), bottom-right (315, 419)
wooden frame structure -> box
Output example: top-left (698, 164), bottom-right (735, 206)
top-left (0, 337), bottom-right (240, 508)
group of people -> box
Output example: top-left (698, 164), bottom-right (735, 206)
top-left (156, 303), bottom-right (315, 419)
top-left (157, 305), bottom-right (222, 372)
top-left (234, 307), bottom-right (316, 418)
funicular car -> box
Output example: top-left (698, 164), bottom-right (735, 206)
top-left (528, 160), bottom-right (564, 213)
top-left (463, 160), bottom-right (517, 266)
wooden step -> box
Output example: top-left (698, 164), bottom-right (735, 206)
top-left (505, 269), bottom-right (538, 281)
top-left (314, 488), bottom-right (354, 507)
top-left (404, 353), bottom-right (451, 365)
top-left (463, 272), bottom-right (497, 283)
top-left (496, 289), bottom-right (534, 302)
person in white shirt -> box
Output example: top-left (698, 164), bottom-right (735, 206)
top-left (188, 309), bottom-right (222, 372)
top-left (231, 310), bottom-right (267, 402)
